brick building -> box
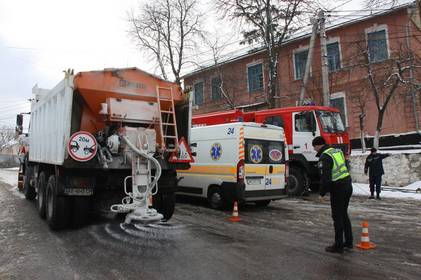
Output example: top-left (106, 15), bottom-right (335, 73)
top-left (183, 3), bottom-right (421, 148)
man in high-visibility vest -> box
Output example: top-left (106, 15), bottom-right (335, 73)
top-left (312, 136), bottom-right (353, 254)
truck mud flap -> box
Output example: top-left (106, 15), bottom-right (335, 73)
top-left (221, 182), bottom-right (245, 203)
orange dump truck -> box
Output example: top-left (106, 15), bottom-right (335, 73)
top-left (18, 68), bottom-right (191, 229)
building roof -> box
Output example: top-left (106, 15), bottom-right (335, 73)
top-left (182, 1), bottom-right (415, 79)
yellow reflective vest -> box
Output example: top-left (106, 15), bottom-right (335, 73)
top-left (322, 147), bottom-right (350, 181)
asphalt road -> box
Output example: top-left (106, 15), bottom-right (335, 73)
top-left (1, 170), bottom-right (421, 280)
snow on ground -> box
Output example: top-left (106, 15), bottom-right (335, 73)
top-left (0, 167), bottom-right (24, 198)
top-left (353, 182), bottom-right (421, 200)
top-left (351, 149), bottom-right (421, 156)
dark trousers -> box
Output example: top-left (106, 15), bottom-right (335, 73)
top-left (330, 179), bottom-right (353, 249)
top-left (369, 175), bottom-right (382, 195)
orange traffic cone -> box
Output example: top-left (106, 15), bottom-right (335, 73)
top-left (356, 221), bottom-right (376, 250)
top-left (229, 201), bottom-right (241, 222)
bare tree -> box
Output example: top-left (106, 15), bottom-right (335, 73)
top-left (128, 0), bottom-right (204, 86)
top-left (202, 36), bottom-right (236, 109)
top-left (350, 84), bottom-right (371, 152)
top-left (216, 0), bottom-right (311, 108)
top-left (0, 125), bottom-right (16, 152)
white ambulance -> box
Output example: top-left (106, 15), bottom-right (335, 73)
top-left (177, 122), bottom-right (288, 209)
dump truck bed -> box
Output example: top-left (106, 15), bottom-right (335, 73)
top-left (29, 68), bottom-right (184, 165)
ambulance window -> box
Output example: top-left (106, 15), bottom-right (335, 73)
top-left (245, 140), bottom-right (265, 164)
top-left (245, 139), bottom-right (285, 164)
top-left (268, 142), bottom-right (285, 164)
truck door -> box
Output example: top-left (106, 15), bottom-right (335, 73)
top-left (244, 139), bottom-right (285, 191)
top-left (292, 111), bottom-right (319, 162)
top-left (244, 140), bottom-right (267, 191)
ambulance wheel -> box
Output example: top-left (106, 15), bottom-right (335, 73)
top-left (46, 175), bottom-right (71, 230)
top-left (153, 192), bottom-right (175, 221)
top-left (36, 172), bottom-right (47, 219)
top-left (287, 167), bottom-right (305, 196)
top-left (23, 166), bottom-right (35, 200)
top-left (255, 200), bottom-right (271, 207)
top-left (207, 186), bottom-right (225, 210)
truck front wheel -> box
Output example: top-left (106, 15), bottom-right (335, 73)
top-left (23, 166), bottom-right (35, 200)
top-left (287, 167), bottom-right (305, 196)
top-left (46, 175), bottom-right (70, 230)
top-left (153, 193), bottom-right (175, 221)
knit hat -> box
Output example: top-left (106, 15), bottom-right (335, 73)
top-left (312, 136), bottom-right (326, 146)
top-left (371, 148), bottom-right (377, 153)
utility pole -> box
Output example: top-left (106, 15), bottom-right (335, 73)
top-left (319, 10), bottom-right (330, 107)
top-left (299, 17), bottom-right (318, 105)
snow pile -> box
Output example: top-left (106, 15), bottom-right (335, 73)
top-left (353, 182), bottom-right (421, 200)
top-left (351, 149), bottom-right (421, 156)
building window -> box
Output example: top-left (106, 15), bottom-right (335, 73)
top-left (193, 82), bottom-right (203, 105)
top-left (294, 49), bottom-right (308, 80)
top-left (247, 63), bottom-right (263, 92)
top-left (211, 76), bottom-right (222, 100)
top-left (330, 92), bottom-right (348, 127)
top-left (327, 41), bottom-right (341, 72)
top-left (367, 29), bottom-right (388, 62)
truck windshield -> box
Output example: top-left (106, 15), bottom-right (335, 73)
top-left (316, 111), bottom-right (345, 133)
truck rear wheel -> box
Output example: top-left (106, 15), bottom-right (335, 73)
top-left (287, 167), bottom-right (305, 196)
top-left (46, 175), bottom-right (70, 230)
top-left (37, 172), bottom-right (47, 219)
top-left (72, 196), bottom-right (91, 227)
top-left (23, 166), bottom-right (35, 200)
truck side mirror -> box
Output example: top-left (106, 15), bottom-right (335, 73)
top-left (16, 114), bottom-right (23, 135)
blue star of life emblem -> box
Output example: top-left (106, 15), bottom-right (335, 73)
top-left (210, 143), bottom-right (222, 160)
top-left (250, 145), bottom-right (263, 163)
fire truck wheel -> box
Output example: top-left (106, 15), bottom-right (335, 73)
top-left (46, 175), bottom-right (71, 230)
top-left (287, 167), bottom-right (305, 196)
top-left (207, 186), bottom-right (225, 210)
top-left (255, 200), bottom-right (271, 207)
top-left (23, 166), bottom-right (36, 200)
top-left (153, 193), bottom-right (175, 221)
top-left (36, 172), bottom-right (47, 219)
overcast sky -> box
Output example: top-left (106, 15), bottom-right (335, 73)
top-left (0, 0), bottom-right (147, 126)
top-left (0, 0), bottom-right (400, 128)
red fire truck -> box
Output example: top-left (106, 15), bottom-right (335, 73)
top-left (192, 106), bottom-right (350, 195)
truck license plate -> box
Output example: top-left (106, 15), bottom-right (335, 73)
top-left (64, 188), bottom-right (94, 196)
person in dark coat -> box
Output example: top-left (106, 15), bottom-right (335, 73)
top-left (312, 136), bottom-right (353, 254)
top-left (364, 148), bottom-right (390, 200)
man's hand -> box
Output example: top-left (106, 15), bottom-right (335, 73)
top-left (318, 195), bottom-right (325, 203)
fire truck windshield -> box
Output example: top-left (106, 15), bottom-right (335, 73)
top-left (316, 111), bottom-right (345, 133)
